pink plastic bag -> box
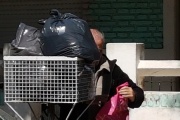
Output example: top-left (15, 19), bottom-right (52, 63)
top-left (96, 82), bottom-right (129, 120)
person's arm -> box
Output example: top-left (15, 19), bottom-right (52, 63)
top-left (112, 64), bottom-right (144, 108)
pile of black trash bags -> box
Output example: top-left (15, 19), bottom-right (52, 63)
top-left (10, 9), bottom-right (100, 62)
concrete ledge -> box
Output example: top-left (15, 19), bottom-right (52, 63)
top-left (130, 91), bottom-right (180, 120)
top-left (138, 60), bottom-right (180, 76)
top-left (130, 107), bottom-right (180, 120)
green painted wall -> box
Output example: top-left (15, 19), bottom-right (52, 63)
top-left (0, 0), bottom-right (163, 49)
top-left (82, 0), bottom-right (163, 49)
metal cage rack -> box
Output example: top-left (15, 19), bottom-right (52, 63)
top-left (3, 56), bottom-right (96, 103)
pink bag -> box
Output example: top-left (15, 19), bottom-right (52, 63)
top-left (96, 82), bottom-right (129, 120)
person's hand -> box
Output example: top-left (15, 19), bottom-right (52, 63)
top-left (118, 86), bottom-right (135, 102)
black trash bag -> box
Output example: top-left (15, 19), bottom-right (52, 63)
top-left (11, 23), bottom-right (43, 56)
top-left (39, 9), bottom-right (100, 62)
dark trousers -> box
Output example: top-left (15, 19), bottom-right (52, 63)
top-left (41, 102), bottom-right (101, 120)
top-left (59, 103), bottom-right (88, 120)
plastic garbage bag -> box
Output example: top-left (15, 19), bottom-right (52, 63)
top-left (39, 9), bottom-right (100, 62)
top-left (96, 82), bottom-right (129, 120)
top-left (11, 23), bottom-right (43, 56)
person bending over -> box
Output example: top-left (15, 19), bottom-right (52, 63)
top-left (59, 29), bottom-right (144, 120)
top-left (86, 28), bottom-right (144, 119)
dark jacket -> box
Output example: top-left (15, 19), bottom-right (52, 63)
top-left (100, 54), bottom-right (144, 108)
top-left (85, 54), bottom-right (144, 120)
top-left (59, 54), bottom-right (144, 120)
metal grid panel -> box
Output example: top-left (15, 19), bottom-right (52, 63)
top-left (4, 56), bottom-right (95, 103)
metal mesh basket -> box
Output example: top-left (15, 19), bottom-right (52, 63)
top-left (4, 56), bottom-right (96, 103)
